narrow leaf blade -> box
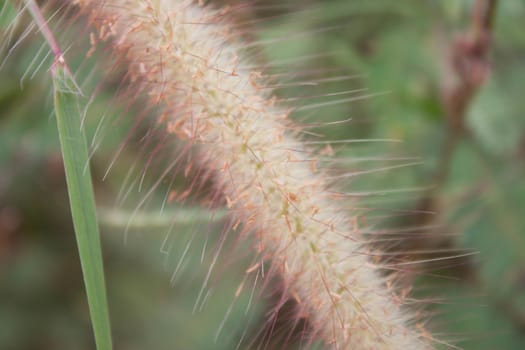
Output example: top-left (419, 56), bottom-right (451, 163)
top-left (52, 62), bottom-right (112, 350)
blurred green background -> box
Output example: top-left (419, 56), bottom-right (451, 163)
top-left (1, 0), bottom-right (525, 349)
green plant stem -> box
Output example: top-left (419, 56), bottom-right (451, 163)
top-left (21, 2), bottom-right (113, 348)
top-left (53, 63), bottom-right (113, 350)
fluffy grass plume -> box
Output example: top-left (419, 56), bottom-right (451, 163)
top-left (64, 0), bottom-right (434, 348)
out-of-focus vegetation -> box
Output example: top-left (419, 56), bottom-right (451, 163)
top-left (1, 0), bottom-right (525, 349)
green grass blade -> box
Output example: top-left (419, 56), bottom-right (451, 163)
top-left (52, 62), bottom-right (113, 350)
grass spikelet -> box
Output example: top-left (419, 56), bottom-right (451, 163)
top-left (65, 0), bottom-right (435, 348)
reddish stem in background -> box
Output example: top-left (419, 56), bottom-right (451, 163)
top-left (443, 0), bottom-right (496, 137)
top-left (420, 0), bottom-right (498, 213)
top-left (398, 0), bottom-right (499, 267)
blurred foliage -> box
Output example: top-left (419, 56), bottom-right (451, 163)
top-left (1, 0), bottom-right (525, 349)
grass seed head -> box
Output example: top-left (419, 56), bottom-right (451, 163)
top-left (57, 0), bottom-right (438, 348)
